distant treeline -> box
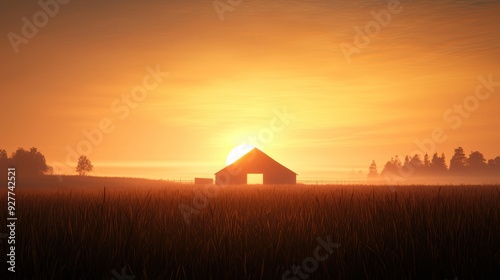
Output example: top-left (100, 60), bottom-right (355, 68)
top-left (0, 147), bottom-right (51, 179)
top-left (368, 147), bottom-right (500, 181)
top-left (2, 146), bottom-right (500, 184)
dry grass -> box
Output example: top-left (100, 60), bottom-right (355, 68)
top-left (1, 177), bottom-right (499, 279)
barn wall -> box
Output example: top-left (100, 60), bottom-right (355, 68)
top-left (215, 172), bottom-right (246, 185)
top-left (216, 171), bottom-right (296, 185)
top-left (264, 172), bottom-right (296, 184)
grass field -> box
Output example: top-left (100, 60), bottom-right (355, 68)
top-left (1, 176), bottom-right (499, 279)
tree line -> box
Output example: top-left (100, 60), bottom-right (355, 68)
top-left (0, 147), bottom-right (49, 177)
top-left (368, 147), bottom-right (500, 181)
top-left (0, 147), bottom-right (93, 179)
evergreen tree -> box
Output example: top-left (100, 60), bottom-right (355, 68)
top-left (367, 160), bottom-right (378, 180)
top-left (450, 147), bottom-right (467, 174)
top-left (430, 153), bottom-right (447, 175)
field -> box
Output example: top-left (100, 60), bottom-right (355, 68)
top-left (1, 176), bottom-right (500, 279)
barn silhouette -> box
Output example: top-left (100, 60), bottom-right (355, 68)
top-left (214, 148), bottom-right (297, 185)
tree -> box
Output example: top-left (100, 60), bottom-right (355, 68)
top-left (488, 157), bottom-right (500, 175)
top-left (403, 154), bottom-right (422, 177)
top-left (430, 153), bottom-right (447, 175)
top-left (449, 147), bottom-right (467, 174)
top-left (0, 149), bottom-right (7, 168)
top-left (467, 151), bottom-right (487, 174)
top-left (0, 149), bottom-right (7, 162)
top-left (367, 160), bottom-right (378, 180)
top-left (0, 149), bottom-right (8, 181)
top-left (410, 154), bottom-right (423, 168)
top-left (381, 156), bottom-right (402, 176)
top-left (441, 153), bottom-right (448, 171)
top-left (76, 155), bottom-right (93, 176)
top-left (404, 155), bottom-right (410, 167)
top-left (423, 153), bottom-right (430, 168)
top-left (10, 147), bottom-right (48, 177)
top-left (420, 153), bottom-right (431, 176)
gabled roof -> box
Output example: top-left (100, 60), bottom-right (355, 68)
top-left (215, 148), bottom-right (297, 175)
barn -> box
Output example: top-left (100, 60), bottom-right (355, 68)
top-left (214, 148), bottom-right (297, 185)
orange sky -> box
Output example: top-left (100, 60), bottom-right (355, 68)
top-left (1, 0), bottom-right (499, 180)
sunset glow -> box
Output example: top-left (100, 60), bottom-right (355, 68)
top-left (1, 0), bottom-right (499, 180)
top-left (226, 144), bottom-right (255, 166)
top-left (2, 1), bottom-right (500, 279)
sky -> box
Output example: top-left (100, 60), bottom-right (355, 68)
top-left (1, 0), bottom-right (500, 180)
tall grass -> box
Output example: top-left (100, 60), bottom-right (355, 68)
top-left (1, 180), bottom-right (499, 279)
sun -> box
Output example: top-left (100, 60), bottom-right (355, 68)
top-left (226, 144), bottom-right (255, 165)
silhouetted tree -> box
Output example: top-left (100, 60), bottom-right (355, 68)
top-left (381, 156), bottom-right (402, 176)
top-left (374, 148), bottom-right (499, 182)
top-left (410, 154), bottom-right (423, 168)
top-left (10, 147), bottom-right (48, 177)
top-left (0, 149), bottom-right (7, 162)
top-left (449, 147), bottom-right (467, 174)
top-left (367, 160), bottom-right (378, 180)
top-left (401, 154), bottom-right (418, 177)
top-left (404, 155), bottom-right (410, 167)
top-left (430, 153), bottom-right (447, 175)
top-left (76, 155), bottom-right (93, 176)
top-left (467, 151), bottom-right (487, 175)
top-left (487, 156), bottom-right (500, 175)
top-left (0, 149), bottom-right (7, 168)
top-left (441, 153), bottom-right (448, 171)
top-left (0, 149), bottom-right (8, 181)
top-left (423, 153), bottom-right (430, 167)
top-left (420, 153), bottom-right (431, 176)
top-left (400, 154), bottom-right (422, 177)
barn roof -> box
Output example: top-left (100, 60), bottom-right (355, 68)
top-left (215, 148), bottom-right (297, 175)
